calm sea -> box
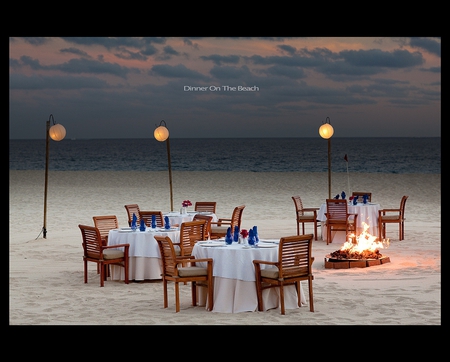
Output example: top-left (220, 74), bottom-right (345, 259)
top-left (9, 138), bottom-right (441, 174)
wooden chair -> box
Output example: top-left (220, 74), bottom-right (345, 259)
top-left (291, 195), bottom-right (319, 241)
top-left (124, 204), bottom-right (141, 226)
top-left (78, 224), bottom-right (129, 287)
top-left (253, 234), bottom-right (314, 315)
top-left (194, 201), bottom-right (217, 213)
top-left (140, 210), bottom-right (164, 227)
top-left (154, 235), bottom-right (214, 312)
top-left (210, 205), bottom-right (245, 240)
top-left (193, 214), bottom-right (213, 240)
top-left (92, 215), bottom-right (119, 245)
top-left (351, 192), bottom-right (372, 203)
top-left (175, 220), bottom-right (207, 257)
top-left (325, 199), bottom-right (358, 245)
top-left (378, 195), bottom-right (408, 241)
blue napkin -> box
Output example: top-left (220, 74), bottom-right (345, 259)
top-left (353, 197), bottom-right (358, 205)
top-left (151, 214), bottom-right (156, 229)
top-left (248, 229), bottom-right (255, 245)
top-left (139, 219), bottom-right (146, 231)
top-left (252, 226), bottom-right (259, 244)
top-left (341, 191), bottom-right (346, 199)
top-left (363, 194), bottom-right (368, 204)
top-left (225, 227), bottom-right (233, 244)
top-left (131, 213), bottom-right (137, 230)
top-left (334, 194), bottom-right (340, 199)
top-left (233, 226), bottom-right (240, 242)
top-left (164, 216), bottom-right (171, 229)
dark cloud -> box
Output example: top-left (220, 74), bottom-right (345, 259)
top-left (409, 37), bottom-right (441, 57)
top-left (150, 64), bottom-right (209, 80)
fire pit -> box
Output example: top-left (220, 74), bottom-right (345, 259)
top-left (324, 222), bottom-right (390, 269)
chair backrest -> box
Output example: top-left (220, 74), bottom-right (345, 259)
top-left (326, 199), bottom-right (349, 220)
top-left (292, 195), bottom-right (305, 215)
top-left (400, 195), bottom-right (408, 217)
top-left (278, 234), bottom-right (313, 278)
top-left (194, 202), bottom-right (217, 213)
top-left (192, 214), bottom-right (213, 239)
top-left (231, 205), bottom-right (246, 230)
top-left (154, 235), bottom-right (178, 276)
top-left (124, 204), bottom-right (141, 226)
top-left (92, 215), bottom-right (119, 243)
top-left (79, 224), bottom-right (103, 259)
top-left (140, 211), bottom-right (164, 227)
top-left (179, 220), bottom-right (207, 256)
top-left (351, 192), bottom-right (372, 202)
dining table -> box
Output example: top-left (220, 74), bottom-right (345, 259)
top-left (192, 240), bottom-right (307, 313)
top-left (317, 201), bottom-right (381, 243)
top-left (107, 226), bottom-right (180, 281)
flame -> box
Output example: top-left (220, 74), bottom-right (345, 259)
top-left (341, 222), bottom-right (390, 254)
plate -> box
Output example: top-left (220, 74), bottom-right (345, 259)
top-left (120, 227), bottom-right (132, 230)
top-left (118, 229), bottom-right (134, 233)
top-left (159, 228), bottom-right (177, 232)
top-left (187, 211), bottom-right (198, 214)
top-left (256, 244), bottom-right (277, 248)
top-left (199, 241), bottom-right (224, 247)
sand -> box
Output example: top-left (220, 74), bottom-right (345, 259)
top-left (9, 170), bottom-right (441, 325)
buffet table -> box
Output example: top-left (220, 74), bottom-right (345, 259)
top-left (108, 227), bottom-right (180, 281)
top-left (192, 240), bottom-right (307, 313)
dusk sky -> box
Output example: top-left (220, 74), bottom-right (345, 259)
top-left (9, 37), bottom-right (441, 139)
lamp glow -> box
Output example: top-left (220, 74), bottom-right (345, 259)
top-left (154, 126), bottom-right (169, 142)
top-left (49, 123), bottom-right (66, 141)
top-left (319, 123), bottom-right (334, 139)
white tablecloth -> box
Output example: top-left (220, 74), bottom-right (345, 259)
top-left (192, 241), bottom-right (307, 313)
top-left (108, 228), bottom-right (180, 281)
top-left (317, 202), bottom-right (380, 242)
top-left (164, 211), bottom-right (217, 227)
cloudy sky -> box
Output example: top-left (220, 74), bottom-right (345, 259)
top-left (9, 37), bottom-right (441, 139)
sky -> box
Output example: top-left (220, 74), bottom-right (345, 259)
top-left (9, 37), bottom-right (441, 139)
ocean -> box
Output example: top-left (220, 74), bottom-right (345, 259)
top-left (9, 137), bottom-right (441, 174)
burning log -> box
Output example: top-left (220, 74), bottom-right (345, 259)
top-left (329, 248), bottom-right (383, 260)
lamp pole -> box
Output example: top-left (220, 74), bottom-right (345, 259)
top-left (42, 114), bottom-right (66, 238)
top-left (319, 117), bottom-right (334, 199)
top-left (154, 120), bottom-right (174, 211)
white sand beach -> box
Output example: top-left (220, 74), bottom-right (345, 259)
top-left (9, 170), bottom-right (441, 325)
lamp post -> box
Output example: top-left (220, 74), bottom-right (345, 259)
top-left (154, 120), bottom-right (174, 211)
top-left (319, 117), bottom-right (334, 199)
top-left (42, 114), bottom-right (66, 238)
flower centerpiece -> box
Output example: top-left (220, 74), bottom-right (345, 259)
top-left (180, 200), bottom-right (192, 214)
top-left (239, 229), bottom-right (249, 245)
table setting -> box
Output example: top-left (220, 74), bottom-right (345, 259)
top-left (192, 231), bottom-right (306, 313)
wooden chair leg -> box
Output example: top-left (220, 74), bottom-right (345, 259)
top-left (163, 279), bottom-right (168, 308)
top-left (84, 259), bottom-right (88, 283)
top-left (279, 284), bottom-right (285, 315)
top-left (175, 282), bottom-right (180, 313)
top-left (308, 279), bottom-right (314, 312)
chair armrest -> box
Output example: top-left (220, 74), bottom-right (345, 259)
top-left (211, 218), bottom-right (232, 227)
top-left (379, 208), bottom-right (400, 213)
top-left (253, 259), bottom-right (278, 267)
top-left (303, 207), bottom-right (319, 212)
top-left (104, 243), bottom-right (129, 250)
